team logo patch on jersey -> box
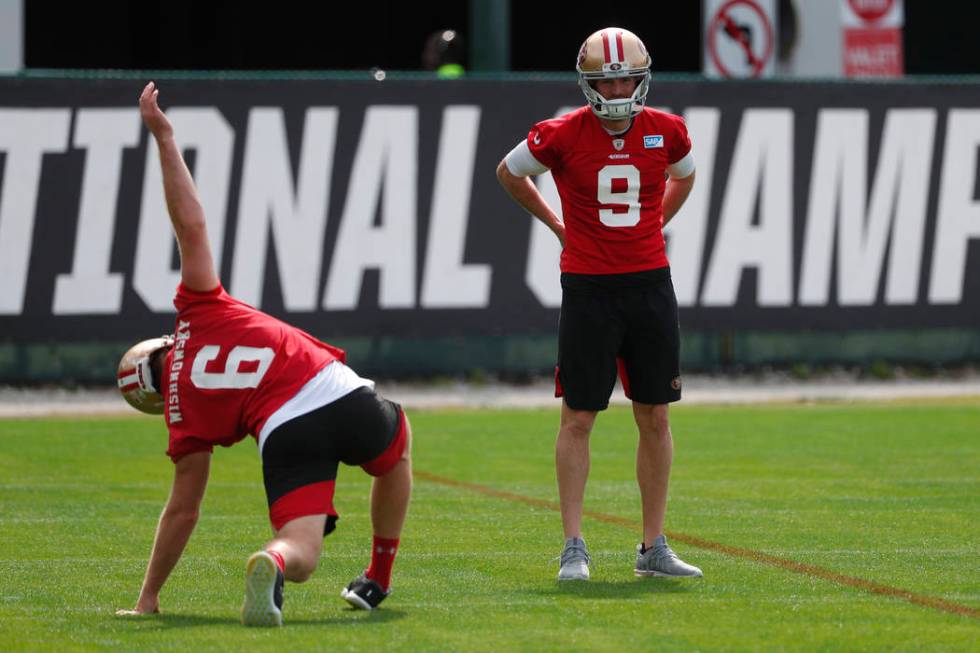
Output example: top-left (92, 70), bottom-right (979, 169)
top-left (644, 135), bottom-right (664, 148)
top-left (612, 138), bottom-right (625, 151)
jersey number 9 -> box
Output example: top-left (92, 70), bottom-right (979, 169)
top-left (597, 164), bottom-right (641, 227)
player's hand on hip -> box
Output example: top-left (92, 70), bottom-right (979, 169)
top-left (554, 222), bottom-right (566, 248)
top-left (139, 81), bottom-right (175, 142)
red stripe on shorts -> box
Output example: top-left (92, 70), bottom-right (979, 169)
top-left (361, 408), bottom-right (408, 477)
top-left (269, 480), bottom-right (337, 531)
top-left (617, 357), bottom-right (633, 399)
top-left (553, 365), bottom-right (564, 398)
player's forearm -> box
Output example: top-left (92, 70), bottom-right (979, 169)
top-left (138, 505), bottom-right (199, 598)
top-left (662, 171), bottom-right (695, 226)
top-left (498, 172), bottom-right (563, 235)
top-left (154, 136), bottom-right (209, 239)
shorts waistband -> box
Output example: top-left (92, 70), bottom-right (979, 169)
top-left (561, 266), bottom-right (671, 292)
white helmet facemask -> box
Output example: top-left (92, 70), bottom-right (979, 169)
top-left (578, 72), bottom-right (651, 120)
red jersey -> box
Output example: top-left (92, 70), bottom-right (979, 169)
top-left (162, 284), bottom-right (344, 462)
top-left (527, 106), bottom-right (692, 274)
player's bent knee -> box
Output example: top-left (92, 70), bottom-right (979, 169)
top-left (288, 555), bottom-right (319, 583)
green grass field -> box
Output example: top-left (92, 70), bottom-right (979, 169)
top-left (1, 401), bottom-right (978, 652)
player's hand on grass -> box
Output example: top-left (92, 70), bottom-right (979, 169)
top-left (115, 595), bottom-right (160, 616)
top-left (139, 81), bottom-right (174, 142)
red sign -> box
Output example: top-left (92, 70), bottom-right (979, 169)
top-left (847, 0), bottom-right (895, 23)
top-left (843, 28), bottom-right (903, 77)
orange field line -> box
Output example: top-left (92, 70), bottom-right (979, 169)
top-left (416, 470), bottom-right (979, 620)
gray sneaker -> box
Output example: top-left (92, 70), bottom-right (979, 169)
top-left (634, 535), bottom-right (703, 578)
top-left (558, 537), bottom-right (591, 580)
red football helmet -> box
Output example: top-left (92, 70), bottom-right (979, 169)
top-left (576, 27), bottom-right (652, 120)
top-left (117, 336), bottom-right (173, 414)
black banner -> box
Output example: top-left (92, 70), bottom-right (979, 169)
top-left (0, 76), bottom-right (978, 342)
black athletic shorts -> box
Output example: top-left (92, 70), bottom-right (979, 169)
top-left (556, 267), bottom-right (681, 411)
top-left (261, 386), bottom-right (406, 534)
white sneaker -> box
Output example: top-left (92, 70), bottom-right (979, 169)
top-left (558, 537), bottom-right (591, 580)
top-left (634, 535), bottom-right (703, 578)
top-left (241, 551), bottom-right (284, 627)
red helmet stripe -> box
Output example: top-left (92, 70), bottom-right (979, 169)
top-left (615, 32), bottom-right (624, 63)
top-left (601, 32), bottom-right (611, 63)
top-left (118, 381), bottom-right (140, 393)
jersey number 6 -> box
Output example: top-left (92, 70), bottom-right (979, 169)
top-left (190, 345), bottom-right (275, 389)
top-left (597, 164), bottom-right (641, 227)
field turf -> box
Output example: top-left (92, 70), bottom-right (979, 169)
top-left (1, 401), bottom-right (978, 651)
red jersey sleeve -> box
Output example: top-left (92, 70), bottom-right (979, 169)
top-left (167, 435), bottom-right (213, 462)
top-left (665, 113), bottom-right (692, 165)
top-left (526, 117), bottom-right (566, 171)
top-left (173, 282), bottom-right (224, 312)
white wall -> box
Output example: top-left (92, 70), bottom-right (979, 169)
top-left (0, 0), bottom-right (23, 72)
top-left (779, 0), bottom-right (842, 77)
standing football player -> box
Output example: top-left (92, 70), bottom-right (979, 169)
top-left (115, 82), bottom-right (412, 625)
top-left (496, 27), bottom-right (702, 580)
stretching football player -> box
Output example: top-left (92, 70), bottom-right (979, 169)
top-left (115, 82), bottom-right (412, 626)
top-left (497, 28), bottom-right (702, 580)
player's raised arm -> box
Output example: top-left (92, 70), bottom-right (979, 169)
top-left (139, 81), bottom-right (220, 292)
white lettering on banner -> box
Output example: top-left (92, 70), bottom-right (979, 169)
top-left (421, 106), bottom-right (492, 308)
top-left (3, 100), bottom-right (979, 321)
top-left (702, 109), bottom-right (794, 307)
top-left (665, 107), bottom-right (720, 307)
top-left (0, 109), bottom-right (70, 314)
top-left (323, 106), bottom-right (418, 310)
top-left (53, 109), bottom-right (141, 314)
top-left (525, 106), bottom-right (578, 308)
top-left (930, 110), bottom-right (980, 304)
top-left (190, 344), bottom-right (275, 389)
top-left (134, 108), bottom-right (233, 312)
top-left (231, 107), bottom-right (337, 310)
top-left (800, 109), bottom-right (935, 306)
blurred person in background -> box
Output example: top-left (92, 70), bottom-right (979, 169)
top-left (496, 27), bottom-right (702, 582)
top-left (115, 82), bottom-right (413, 626)
top-left (422, 28), bottom-right (465, 78)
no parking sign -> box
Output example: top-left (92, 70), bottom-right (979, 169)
top-left (703, 0), bottom-right (776, 78)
